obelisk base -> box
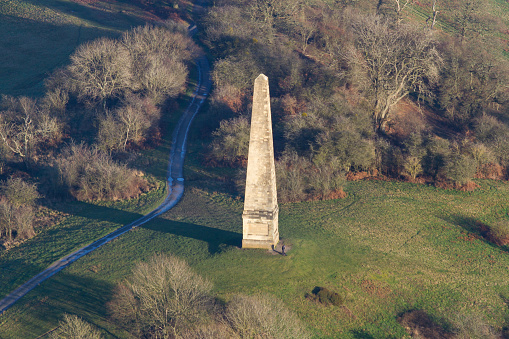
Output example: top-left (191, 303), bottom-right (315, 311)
top-left (242, 208), bottom-right (279, 249)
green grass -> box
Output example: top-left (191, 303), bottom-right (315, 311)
top-left (0, 0), bottom-right (151, 96)
top-left (1, 166), bottom-right (509, 338)
top-left (0, 179), bottom-right (167, 299)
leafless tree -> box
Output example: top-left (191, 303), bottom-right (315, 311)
top-left (210, 116), bottom-right (250, 166)
top-left (122, 25), bottom-right (195, 103)
top-left (453, 0), bottom-right (491, 41)
top-left (0, 97), bottom-right (37, 161)
top-left (110, 254), bottom-right (213, 338)
top-left (1, 177), bottom-right (39, 208)
top-left (248, 0), bottom-right (304, 42)
top-left (98, 95), bottom-right (160, 151)
top-left (393, 0), bottom-right (414, 25)
top-left (0, 96), bottom-right (61, 165)
top-left (225, 294), bottom-right (309, 339)
top-left (50, 313), bottom-right (103, 339)
top-left (426, 0), bottom-right (438, 29)
top-left (67, 38), bottom-right (132, 106)
top-left (348, 14), bottom-right (442, 130)
top-left (0, 201), bottom-right (15, 241)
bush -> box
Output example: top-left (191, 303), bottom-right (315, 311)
top-left (423, 137), bottom-right (451, 178)
top-left (474, 115), bottom-right (509, 165)
top-left (275, 151), bottom-right (345, 203)
top-left (109, 254), bottom-right (213, 338)
top-left (225, 294), bottom-right (309, 338)
top-left (0, 200), bottom-right (35, 242)
top-left (1, 177), bottom-right (40, 207)
top-left (488, 220), bottom-right (509, 246)
top-left (54, 143), bottom-right (148, 201)
top-left (404, 156), bottom-right (423, 180)
top-left (98, 95), bottom-right (161, 151)
top-left (308, 286), bottom-right (344, 306)
top-left (209, 116), bottom-right (250, 167)
top-left (444, 153), bottom-right (477, 185)
top-left (50, 314), bottom-right (102, 339)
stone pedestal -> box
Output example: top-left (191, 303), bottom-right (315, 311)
top-left (242, 74), bottom-right (279, 249)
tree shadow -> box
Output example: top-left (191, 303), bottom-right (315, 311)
top-left (52, 200), bottom-right (242, 255)
top-left (350, 329), bottom-right (375, 339)
top-left (438, 214), bottom-right (509, 254)
top-left (0, 266), bottom-right (122, 338)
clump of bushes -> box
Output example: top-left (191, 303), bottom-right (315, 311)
top-left (487, 220), bottom-right (509, 246)
top-left (276, 152), bottom-right (346, 203)
top-left (0, 177), bottom-right (40, 246)
top-left (54, 143), bottom-right (149, 201)
top-left (306, 286), bottom-right (344, 306)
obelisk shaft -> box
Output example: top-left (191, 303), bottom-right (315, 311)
top-left (242, 74), bottom-right (279, 249)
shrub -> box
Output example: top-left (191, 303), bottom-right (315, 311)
top-left (474, 115), bottom-right (509, 164)
top-left (444, 154), bottom-right (477, 185)
top-left (50, 314), bottom-right (102, 339)
top-left (488, 220), bottom-right (509, 246)
top-left (308, 286), bottom-right (344, 306)
top-left (275, 151), bottom-right (345, 203)
top-left (1, 177), bottom-right (40, 207)
top-left (209, 116), bottom-right (250, 167)
top-left (54, 143), bottom-right (148, 201)
top-left (423, 137), bottom-right (451, 178)
top-left (109, 254), bottom-right (213, 338)
top-left (225, 294), bottom-right (309, 338)
top-left (404, 156), bottom-right (423, 180)
top-left (452, 312), bottom-right (497, 339)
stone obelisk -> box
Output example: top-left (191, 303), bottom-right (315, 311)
top-left (242, 74), bottom-right (279, 249)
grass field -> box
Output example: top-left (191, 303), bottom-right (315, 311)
top-left (2, 177), bottom-right (509, 338)
top-left (0, 0), bottom-right (160, 97)
top-left (1, 129), bottom-right (509, 338)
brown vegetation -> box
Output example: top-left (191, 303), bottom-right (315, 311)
top-left (54, 143), bottom-right (151, 201)
top-left (398, 310), bottom-right (452, 339)
top-left (204, 0), bottom-right (509, 203)
top-left (109, 254), bottom-right (309, 339)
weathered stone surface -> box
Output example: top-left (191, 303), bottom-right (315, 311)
top-left (242, 74), bottom-right (279, 249)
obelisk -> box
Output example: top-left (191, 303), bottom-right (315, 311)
top-left (242, 74), bottom-right (279, 249)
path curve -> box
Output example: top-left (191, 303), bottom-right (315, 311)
top-left (0, 49), bottom-right (211, 316)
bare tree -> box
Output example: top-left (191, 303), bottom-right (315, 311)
top-left (122, 25), bottom-right (195, 103)
top-left (0, 96), bottom-right (63, 166)
top-left (50, 313), bottom-right (103, 339)
top-left (248, 0), bottom-right (304, 42)
top-left (2, 177), bottom-right (39, 208)
top-left (67, 38), bottom-right (132, 106)
top-left (0, 97), bottom-right (37, 161)
top-left (110, 254), bottom-right (213, 338)
top-left (453, 0), bottom-right (490, 41)
top-left (426, 0), bottom-right (438, 29)
top-left (348, 14), bottom-right (442, 130)
top-left (225, 294), bottom-right (309, 339)
top-left (98, 95), bottom-right (160, 151)
top-left (210, 116), bottom-right (250, 166)
top-left (393, 0), bottom-right (413, 25)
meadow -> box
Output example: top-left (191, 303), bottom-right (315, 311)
top-left (0, 0), bottom-right (155, 96)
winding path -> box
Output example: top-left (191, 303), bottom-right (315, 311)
top-left (0, 51), bottom-right (211, 316)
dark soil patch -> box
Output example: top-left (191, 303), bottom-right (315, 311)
top-left (398, 310), bottom-right (453, 338)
